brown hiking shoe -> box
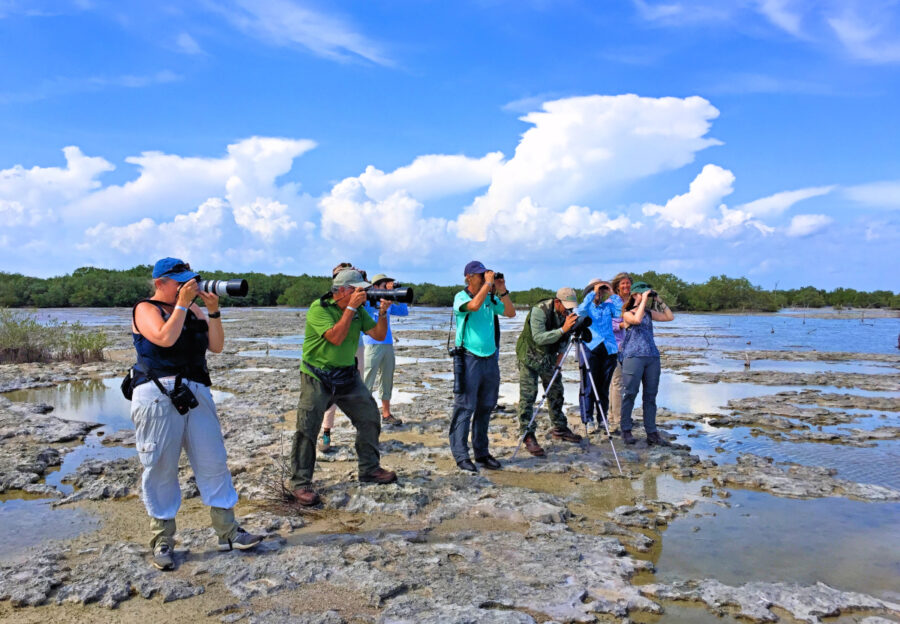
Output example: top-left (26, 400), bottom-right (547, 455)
top-left (523, 433), bottom-right (546, 457)
top-left (359, 466), bottom-right (398, 484)
top-left (292, 487), bottom-right (321, 506)
top-left (551, 427), bottom-right (583, 443)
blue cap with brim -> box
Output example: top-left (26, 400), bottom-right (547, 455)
top-left (152, 257), bottom-right (199, 282)
top-left (464, 260), bottom-right (487, 276)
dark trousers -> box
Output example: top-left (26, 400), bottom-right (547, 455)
top-left (620, 356), bottom-right (661, 434)
top-left (450, 352), bottom-right (500, 463)
top-left (290, 372), bottom-right (382, 488)
top-left (577, 343), bottom-right (617, 424)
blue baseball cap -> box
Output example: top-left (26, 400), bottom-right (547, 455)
top-left (464, 260), bottom-right (487, 276)
top-left (152, 257), bottom-right (199, 282)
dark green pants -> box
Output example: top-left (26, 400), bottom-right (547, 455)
top-left (516, 360), bottom-right (567, 436)
top-left (290, 372), bottom-right (382, 488)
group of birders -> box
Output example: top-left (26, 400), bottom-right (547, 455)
top-left (128, 257), bottom-right (673, 571)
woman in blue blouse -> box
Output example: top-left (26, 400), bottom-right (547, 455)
top-left (575, 279), bottom-right (618, 432)
top-left (619, 281), bottom-right (674, 446)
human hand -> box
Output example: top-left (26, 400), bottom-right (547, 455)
top-left (349, 288), bottom-right (367, 309)
top-left (495, 276), bottom-right (506, 293)
top-left (197, 290), bottom-right (219, 314)
top-left (562, 313), bottom-right (578, 333)
top-left (483, 270), bottom-right (495, 287)
top-left (594, 281), bottom-right (611, 294)
top-left (379, 298), bottom-right (391, 315)
top-left (176, 280), bottom-right (199, 307)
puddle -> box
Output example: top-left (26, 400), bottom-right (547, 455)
top-left (233, 334), bottom-right (305, 345)
top-left (395, 356), bottom-right (445, 366)
top-left (232, 367), bottom-right (290, 373)
top-left (373, 390), bottom-right (419, 404)
top-left (237, 348), bottom-right (303, 359)
top-left (430, 372), bottom-right (454, 381)
top-left (652, 489), bottom-right (900, 600)
top-left (668, 422), bottom-right (900, 488)
top-left (393, 338), bottom-right (442, 347)
top-left (687, 357), bottom-right (898, 375)
top-left (498, 381), bottom-right (581, 408)
top-left (0, 499), bottom-right (100, 562)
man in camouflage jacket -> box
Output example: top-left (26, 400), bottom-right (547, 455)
top-left (515, 287), bottom-right (584, 456)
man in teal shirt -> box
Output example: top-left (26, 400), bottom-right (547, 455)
top-left (290, 269), bottom-right (398, 506)
top-left (450, 261), bottom-right (516, 472)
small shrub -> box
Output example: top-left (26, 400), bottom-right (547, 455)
top-left (0, 308), bottom-right (108, 364)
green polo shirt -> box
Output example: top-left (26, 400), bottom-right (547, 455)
top-left (454, 289), bottom-right (506, 357)
top-left (301, 297), bottom-right (376, 379)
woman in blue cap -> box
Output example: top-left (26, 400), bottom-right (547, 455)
top-left (618, 281), bottom-right (674, 446)
top-left (130, 258), bottom-right (261, 571)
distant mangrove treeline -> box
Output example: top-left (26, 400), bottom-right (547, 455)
top-left (0, 266), bottom-right (898, 312)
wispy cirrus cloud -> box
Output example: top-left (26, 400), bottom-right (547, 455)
top-left (0, 70), bottom-right (180, 104)
top-left (206, 0), bottom-right (392, 66)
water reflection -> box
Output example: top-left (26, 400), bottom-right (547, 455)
top-left (0, 499), bottom-right (99, 562)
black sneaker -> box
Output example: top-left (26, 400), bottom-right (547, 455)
top-left (151, 542), bottom-right (175, 570)
top-left (218, 527), bottom-right (264, 551)
top-left (457, 458), bottom-right (478, 473)
top-left (622, 430), bottom-right (636, 445)
top-left (647, 432), bottom-right (671, 447)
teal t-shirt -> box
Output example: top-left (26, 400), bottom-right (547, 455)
top-left (453, 290), bottom-right (505, 357)
top-left (301, 297), bottom-right (375, 379)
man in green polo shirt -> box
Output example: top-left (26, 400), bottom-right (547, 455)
top-left (450, 260), bottom-right (516, 473)
top-left (289, 269), bottom-right (397, 506)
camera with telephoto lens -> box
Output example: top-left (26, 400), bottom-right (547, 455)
top-left (366, 285), bottom-right (414, 304)
top-left (169, 383), bottom-right (199, 415)
top-left (195, 277), bottom-right (249, 297)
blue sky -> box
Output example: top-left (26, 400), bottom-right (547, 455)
top-left (0, 0), bottom-right (898, 291)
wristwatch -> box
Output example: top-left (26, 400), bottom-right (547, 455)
top-left (208, 311), bottom-right (221, 319)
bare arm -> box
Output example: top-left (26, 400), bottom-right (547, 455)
top-left (323, 288), bottom-right (367, 345)
top-left (365, 300), bottom-right (391, 341)
top-left (650, 299), bottom-right (675, 322)
top-left (196, 291), bottom-right (223, 353)
top-left (465, 273), bottom-right (493, 312)
top-left (495, 275), bottom-right (516, 318)
top-left (132, 281), bottom-right (199, 348)
top-left (622, 293), bottom-right (649, 325)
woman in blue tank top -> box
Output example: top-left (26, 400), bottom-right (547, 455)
top-left (130, 258), bottom-right (261, 571)
top-left (618, 281), bottom-right (675, 446)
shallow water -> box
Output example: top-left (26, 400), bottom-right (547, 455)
top-left (0, 498), bottom-right (100, 562)
top-left (652, 489), bottom-right (900, 600)
top-left (687, 356), bottom-right (899, 375)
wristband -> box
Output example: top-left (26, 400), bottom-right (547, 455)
top-left (208, 311), bottom-right (221, 319)
top-left (175, 305), bottom-right (189, 313)
top-left (499, 291), bottom-right (510, 298)
top-left (346, 306), bottom-right (357, 312)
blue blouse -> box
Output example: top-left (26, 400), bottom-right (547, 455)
top-left (620, 312), bottom-right (660, 359)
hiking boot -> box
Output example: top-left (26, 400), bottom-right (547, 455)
top-left (551, 427), bottom-right (583, 443)
top-left (622, 430), bottom-right (636, 445)
top-left (218, 527), bottom-right (263, 552)
top-left (317, 432), bottom-right (333, 453)
top-left (457, 458), bottom-right (478, 472)
top-left (151, 542), bottom-right (175, 571)
top-left (474, 454), bottom-right (501, 470)
top-left (523, 433), bottom-right (546, 457)
top-left (359, 466), bottom-right (398, 484)
top-left (647, 431), bottom-right (671, 447)
top-left (382, 414), bottom-right (403, 426)
top-left (292, 487), bottom-right (321, 506)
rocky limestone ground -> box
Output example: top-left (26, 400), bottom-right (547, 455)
top-left (0, 308), bottom-right (899, 623)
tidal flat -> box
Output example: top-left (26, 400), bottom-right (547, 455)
top-left (0, 307), bottom-right (899, 623)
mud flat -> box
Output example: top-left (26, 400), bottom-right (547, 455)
top-left (0, 307), bottom-right (899, 623)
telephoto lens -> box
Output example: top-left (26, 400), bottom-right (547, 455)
top-left (196, 278), bottom-right (249, 297)
top-left (366, 287), bottom-right (414, 304)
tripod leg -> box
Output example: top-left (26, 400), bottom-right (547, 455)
top-left (512, 338), bottom-right (574, 460)
top-left (577, 342), bottom-right (623, 475)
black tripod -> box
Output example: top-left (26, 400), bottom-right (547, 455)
top-left (512, 334), bottom-right (623, 475)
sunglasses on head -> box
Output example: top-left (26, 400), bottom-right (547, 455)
top-left (164, 262), bottom-right (192, 276)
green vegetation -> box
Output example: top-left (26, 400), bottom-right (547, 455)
top-left (0, 308), bottom-right (109, 364)
top-left (0, 266), bottom-right (897, 313)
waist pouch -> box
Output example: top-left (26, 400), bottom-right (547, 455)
top-left (307, 364), bottom-right (358, 395)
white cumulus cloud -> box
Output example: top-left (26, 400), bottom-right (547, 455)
top-left (786, 213), bottom-right (833, 237)
top-left (358, 152), bottom-right (504, 202)
top-left (456, 94), bottom-right (721, 242)
top-left (736, 185), bottom-right (835, 217)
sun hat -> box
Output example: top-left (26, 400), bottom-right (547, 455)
top-left (333, 269), bottom-right (371, 289)
top-left (370, 273), bottom-right (394, 285)
top-left (152, 258), bottom-right (199, 282)
top-left (631, 281), bottom-right (652, 294)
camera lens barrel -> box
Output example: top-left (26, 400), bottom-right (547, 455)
top-left (366, 287), bottom-right (414, 304)
top-left (196, 278), bottom-right (249, 298)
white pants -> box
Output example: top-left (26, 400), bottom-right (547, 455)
top-left (131, 378), bottom-right (238, 520)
